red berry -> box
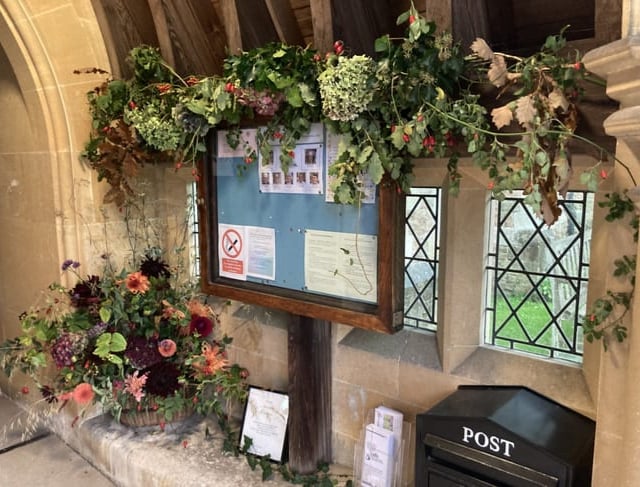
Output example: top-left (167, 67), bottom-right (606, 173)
top-left (445, 131), bottom-right (456, 147)
top-left (333, 40), bottom-right (344, 55)
top-left (185, 76), bottom-right (199, 86)
top-left (288, 150), bottom-right (295, 158)
top-left (274, 131), bottom-right (283, 139)
top-left (225, 82), bottom-right (235, 93)
top-left (335, 44), bottom-right (344, 55)
top-left (402, 134), bottom-right (410, 143)
top-left (573, 62), bottom-right (582, 70)
top-left (21, 386), bottom-right (29, 395)
top-left (600, 169), bottom-right (608, 179)
top-left (422, 135), bottom-right (436, 151)
top-left (244, 157), bottom-right (253, 164)
top-left (128, 101), bottom-right (137, 110)
top-left (409, 15), bottom-right (416, 24)
top-left (417, 114), bottom-right (424, 122)
top-left (313, 53), bottom-right (321, 62)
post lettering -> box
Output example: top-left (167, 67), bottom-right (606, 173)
top-left (460, 426), bottom-right (515, 458)
top-left (462, 426), bottom-right (474, 444)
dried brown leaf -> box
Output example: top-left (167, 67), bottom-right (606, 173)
top-left (538, 191), bottom-right (562, 226)
top-left (488, 55), bottom-right (508, 87)
top-left (553, 149), bottom-right (573, 197)
top-left (491, 104), bottom-right (514, 129)
top-left (515, 95), bottom-right (536, 128)
top-left (548, 89), bottom-right (569, 112)
top-left (122, 154), bottom-right (141, 178)
top-left (470, 38), bottom-right (493, 61)
top-left (508, 160), bottom-right (523, 172)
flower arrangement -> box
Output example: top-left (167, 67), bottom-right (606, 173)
top-left (0, 251), bottom-right (248, 426)
top-left (80, 3), bottom-right (603, 223)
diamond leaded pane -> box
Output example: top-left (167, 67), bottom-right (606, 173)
top-left (404, 188), bottom-right (441, 331)
top-left (485, 191), bottom-right (594, 363)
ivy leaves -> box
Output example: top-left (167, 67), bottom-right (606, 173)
top-left (583, 191), bottom-right (638, 348)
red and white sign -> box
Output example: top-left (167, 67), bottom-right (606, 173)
top-left (219, 225), bottom-right (247, 280)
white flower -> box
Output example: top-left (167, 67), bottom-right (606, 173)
top-left (318, 55), bottom-right (377, 122)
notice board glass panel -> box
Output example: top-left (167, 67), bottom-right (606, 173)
top-left (198, 124), bottom-right (404, 333)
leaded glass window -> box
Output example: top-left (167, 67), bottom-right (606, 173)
top-left (484, 191), bottom-right (594, 363)
top-left (404, 187), bottom-right (442, 331)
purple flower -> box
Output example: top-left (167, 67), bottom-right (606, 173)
top-left (61, 259), bottom-right (80, 271)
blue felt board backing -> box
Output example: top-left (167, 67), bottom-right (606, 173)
top-left (214, 131), bottom-right (378, 298)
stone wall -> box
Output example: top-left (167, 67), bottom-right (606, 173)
top-left (0, 2), bottom-right (637, 486)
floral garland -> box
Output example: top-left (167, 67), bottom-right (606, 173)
top-left (80, 3), bottom-right (602, 223)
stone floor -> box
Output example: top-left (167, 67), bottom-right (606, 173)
top-left (0, 395), bottom-right (114, 486)
top-left (0, 394), bottom-right (352, 486)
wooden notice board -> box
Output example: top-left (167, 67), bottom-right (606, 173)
top-left (197, 124), bottom-right (404, 333)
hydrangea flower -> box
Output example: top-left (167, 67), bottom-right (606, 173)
top-left (318, 55), bottom-right (376, 122)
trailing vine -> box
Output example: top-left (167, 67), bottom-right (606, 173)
top-left (584, 190), bottom-right (639, 348)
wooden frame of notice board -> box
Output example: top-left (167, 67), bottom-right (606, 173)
top-left (197, 125), bottom-right (404, 334)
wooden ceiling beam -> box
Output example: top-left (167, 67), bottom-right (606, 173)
top-left (147, 0), bottom-right (176, 68)
top-left (219, 0), bottom-right (243, 54)
top-left (265, 0), bottom-right (305, 45)
top-left (310, 0), bottom-right (333, 52)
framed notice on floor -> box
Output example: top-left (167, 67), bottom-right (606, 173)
top-left (239, 387), bottom-right (289, 463)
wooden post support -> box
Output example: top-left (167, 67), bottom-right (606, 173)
top-left (287, 315), bottom-right (332, 474)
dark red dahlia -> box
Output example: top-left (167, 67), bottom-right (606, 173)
top-left (139, 255), bottom-right (171, 279)
top-left (144, 362), bottom-right (181, 397)
top-left (189, 315), bottom-right (213, 337)
top-left (124, 336), bottom-right (162, 369)
top-left (69, 275), bottom-right (102, 308)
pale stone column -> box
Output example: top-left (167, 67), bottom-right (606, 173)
top-left (584, 35), bottom-right (640, 486)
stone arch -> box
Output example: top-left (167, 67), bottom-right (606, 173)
top-left (0, 1), bottom-right (109, 390)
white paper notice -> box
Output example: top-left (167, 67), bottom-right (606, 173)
top-left (219, 224), bottom-right (247, 280)
top-left (259, 123), bottom-right (324, 195)
top-left (304, 229), bottom-right (377, 303)
top-left (247, 226), bottom-right (276, 280)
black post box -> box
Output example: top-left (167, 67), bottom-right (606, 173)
top-left (415, 385), bottom-right (595, 486)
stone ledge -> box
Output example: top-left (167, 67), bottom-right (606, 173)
top-left (50, 412), bottom-right (351, 487)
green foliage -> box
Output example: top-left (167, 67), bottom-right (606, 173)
top-left (93, 332), bottom-right (127, 365)
top-left (584, 192), bottom-right (637, 348)
top-left (238, 436), bottom-right (351, 485)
